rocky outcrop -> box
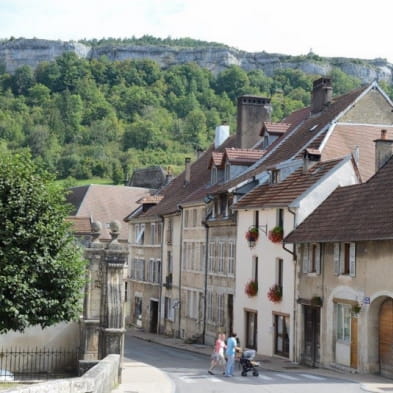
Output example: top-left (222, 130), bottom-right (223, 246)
top-left (1, 38), bottom-right (392, 84)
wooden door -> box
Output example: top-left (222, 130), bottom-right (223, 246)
top-left (303, 306), bottom-right (320, 367)
top-left (350, 317), bottom-right (358, 369)
top-left (379, 298), bottom-right (393, 378)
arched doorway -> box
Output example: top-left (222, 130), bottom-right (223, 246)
top-left (379, 298), bottom-right (393, 378)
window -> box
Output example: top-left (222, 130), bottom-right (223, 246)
top-left (302, 243), bottom-right (321, 274)
top-left (254, 210), bottom-right (259, 228)
top-left (147, 259), bottom-right (161, 283)
top-left (187, 290), bottom-right (200, 319)
top-left (211, 166), bottom-right (218, 184)
top-left (217, 293), bottom-right (225, 325)
top-left (228, 242), bottom-right (235, 275)
top-left (124, 282), bottom-right (128, 302)
top-left (166, 218), bottom-right (173, 244)
top-left (334, 243), bottom-right (356, 276)
top-left (164, 297), bottom-right (175, 321)
top-left (207, 291), bottom-right (213, 322)
top-left (277, 208), bottom-right (284, 228)
top-left (150, 222), bottom-right (162, 244)
top-left (245, 311), bottom-right (257, 349)
top-left (135, 223), bottom-right (145, 245)
top-left (274, 314), bottom-right (289, 357)
top-left (224, 163), bottom-right (230, 181)
top-left (277, 258), bottom-right (283, 289)
top-left (134, 296), bottom-right (142, 322)
top-left (335, 303), bottom-right (351, 342)
top-left (150, 223), bottom-right (156, 244)
top-left (253, 256), bottom-right (259, 284)
top-left (192, 209), bottom-right (197, 227)
top-left (272, 169), bottom-right (280, 184)
top-left (132, 258), bottom-right (145, 281)
top-left (184, 210), bottom-right (190, 228)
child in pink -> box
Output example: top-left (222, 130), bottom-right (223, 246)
top-left (208, 333), bottom-right (226, 374)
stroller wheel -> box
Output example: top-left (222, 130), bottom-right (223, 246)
top-left (241, 370), bottom-right (247, 377)
top-left (253, 370), bottom-right (259, 376)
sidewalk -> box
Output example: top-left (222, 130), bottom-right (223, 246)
top-left (113, 327), bottom-right (393, 393)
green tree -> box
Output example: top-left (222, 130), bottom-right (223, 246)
top-left (0, 152), bottom-right (86, 332)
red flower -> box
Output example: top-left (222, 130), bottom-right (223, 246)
top-left (267, 284), bottom-right (282, 303)
top-left (245, 280), bottom-right (258, 297)
top-left (268, 226), bottom-right (283, 243)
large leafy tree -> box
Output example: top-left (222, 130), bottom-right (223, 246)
top-left (0, 153), bottom-right (86, 333)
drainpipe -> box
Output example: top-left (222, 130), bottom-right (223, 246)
top-left (178, 207), bottom-right (184, 339)
top-left (201, 210), bottom-right (212, 344)
top-left (157, 215), bottom-right (164, 335)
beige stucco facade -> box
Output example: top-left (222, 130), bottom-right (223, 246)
top-left (296, 240), bottom-right (393, 377)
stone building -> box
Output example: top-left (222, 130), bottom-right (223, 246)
top-left (285, 131), bottom-right (393, 377)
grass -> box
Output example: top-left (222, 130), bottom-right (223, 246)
top-left (56, 177), bottom-right (115, 188)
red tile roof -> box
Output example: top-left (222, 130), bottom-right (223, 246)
top-left (223, 148), bottom-right (265, 165)
top-left (208, 152), bottom-right (224, 168)
top-left (284, 156), bottom-right (393, 243)
top-left (141, 136), bottom-right (237, 217)
top-left (212, 85), bottom-right (370, 194)
top-left (261, 122), bottom-right (291, 136)
top-left (233, 158), bottom-right (345, 209)
top-left (66, 216), bottom-right (92, 234)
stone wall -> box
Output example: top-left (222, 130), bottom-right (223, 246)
top-left (3, 355), bottom-right (120, 393)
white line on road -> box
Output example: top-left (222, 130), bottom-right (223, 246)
top-left (299, 374), bottom-right (326, 380)
top-left (259, 374), bottom-right (274, 380)
top-left (274, 373), bottom-right (300, 380)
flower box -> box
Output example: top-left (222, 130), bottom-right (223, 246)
top-left (267, 284), bottom-right (282, 303)
top-left (268, 226), bottom-right (283, 243)
top-left (245, 280), bottom-right (258, 297)
top-left (245, 227), bottom-right (259, 242)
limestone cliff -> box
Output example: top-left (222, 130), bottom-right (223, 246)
top-left (0, 38), bottom-right (391, 84)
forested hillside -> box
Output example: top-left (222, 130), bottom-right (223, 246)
top-left (1, 51), bottom-right (389, 184)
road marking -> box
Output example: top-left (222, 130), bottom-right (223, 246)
top-left (178, 375), bottom-right (223, 383)
top-left (259, 374), bottom-right (273, 380)
top-left (273, 373), bottom-right (299, 380)
top-left (299, 374), bottom-right (326, 381)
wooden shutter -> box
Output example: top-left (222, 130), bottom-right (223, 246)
top-left (349, 242), bottom-right (356, 277)
top-left (315, 243), bottom-right (321, 275)
top-left (334, 243), bottom-right (340, 275)
top-left (302, 244), bottom-right (309, 273)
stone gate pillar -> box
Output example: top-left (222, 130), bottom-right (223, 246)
top-left (80, 222), bottom-right (104, 361)
top-left (100, 221), bottom-right (128, 359)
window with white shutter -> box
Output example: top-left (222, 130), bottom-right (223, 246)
top-left (334, 243), bottom-right (340, 275)
top-left (334, 242), bottom-right (356, 277)
top-left (349, 242), bottom-right (356, 277)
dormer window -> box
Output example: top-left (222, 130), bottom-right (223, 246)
top-left (271, 169), bottom-right (280, 184)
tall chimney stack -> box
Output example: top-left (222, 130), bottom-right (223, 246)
top-left (311, 77), bottom-right (332, 114)
top-left (184, 157), bottom-right (191, 185)
top-left (374, 129), bottom-right (393, 171)
top-left (236, 95), bottom-right (272, 149)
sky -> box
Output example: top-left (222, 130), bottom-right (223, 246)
top-left (1, 0), bottom-right (393, 63)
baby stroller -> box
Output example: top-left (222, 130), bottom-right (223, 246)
top-left (239, 349), bottom-right (259, 376)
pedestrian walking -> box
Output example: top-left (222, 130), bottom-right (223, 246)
top-left (224, 332), bottom-right (238, 377)
top-left (208, 333), bottom-right (226, 374)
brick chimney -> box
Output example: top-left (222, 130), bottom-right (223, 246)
top-left (236, 95), bottom-right (272, 149)
top-left (374, 129), bottom-right (393, 171)
top-left (311, 77), bottom-right (332, 114)
top-left (184, 157), bottom-right (191, 185)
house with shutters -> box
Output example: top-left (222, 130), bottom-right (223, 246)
top-left (232, 153), bottom-right (360, 358)
top-left (285, 130), bottom-right (393, 377)
top-left (206, 77), bottom-right (393, 361)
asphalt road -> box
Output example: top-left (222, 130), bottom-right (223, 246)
top-left (123, 336), bottom-right (366, 393)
